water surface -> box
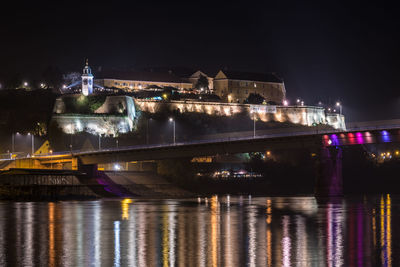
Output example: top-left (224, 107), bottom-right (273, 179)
top-left (0, 195), bottom-right (396, 266)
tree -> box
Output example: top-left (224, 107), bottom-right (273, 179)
top-left (195, 74), bottom-right (209, 93)
top-left (244, 93), bottom-right (265, 104)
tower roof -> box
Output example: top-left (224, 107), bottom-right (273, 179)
top-left (83, 59), bottom-right (93, 76)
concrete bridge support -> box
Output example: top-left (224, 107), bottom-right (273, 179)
top-left (315, 146), bottom-right (343, 197)
top-left (77, 161), bottom-right (98, 178)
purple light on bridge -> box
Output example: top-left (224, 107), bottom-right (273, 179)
top-left (330, 134), bottom-right (339, 145)
top-left (381, 130), bottom-right (391, 142)
top-left (356, 132), bottom-right (364, 144)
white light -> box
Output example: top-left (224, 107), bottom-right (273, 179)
top-left (301, 101), bottom-right (304, 106)
top-left (336, 102), bottom-right (341, 106)
top-left (24, 82), bottom-right (28, 86)
top-left (283, 100), bottom-right (288, 106)
top-left (63, 84), bottom-right (67, 89)
top-left (169, 117), bottom-right (173, 122)
top-left (114, 164), bottom-right (121, 171)
top-left (328, 139), bottom-right (332, 145)
top-left (296, 99), bottom-right (300, 103)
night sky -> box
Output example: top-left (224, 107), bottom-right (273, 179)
top-left (1, 1), bottom-right (400, 122)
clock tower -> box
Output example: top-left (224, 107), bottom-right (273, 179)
top-left (82, 59), bottom-right (93, 96)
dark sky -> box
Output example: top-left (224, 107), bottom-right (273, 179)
top-left (1, 1), bottom-right (400, 122)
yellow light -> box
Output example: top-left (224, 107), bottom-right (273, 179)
top-left (266, 151), bottom-right (271, 156)
top-left (396, 151), bottom-right (399, 156)
top-left (121, 198), bottom-right (133, 220)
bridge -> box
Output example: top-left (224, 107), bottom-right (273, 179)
top-left (3, 119), bottom-right (400, 197)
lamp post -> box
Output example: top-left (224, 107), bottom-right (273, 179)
top-left (28, 133), bottom-right (34, 156)
top-left (69, 123), bottom-right (73, 154)
top-left (336, 102), bottom-right (342, 115)
top-left (98, 134), bottom-right (101, 151)
top-left (169, 118), bottom-right (176, 144)
top-left (11, 133), bottom-right (15, 154)
top-left (253, 112), bottom-right (256, 138)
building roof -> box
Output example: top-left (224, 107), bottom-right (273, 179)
top-left (215, 70), bottom-right (283, 83)
top-left (96, 70), bottom-right (191, 84)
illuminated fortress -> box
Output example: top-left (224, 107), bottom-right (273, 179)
top-left (51, 61), bottom-right (345, 136)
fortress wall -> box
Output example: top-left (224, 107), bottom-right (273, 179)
top-left (135, 99), bottom-right (346, 130)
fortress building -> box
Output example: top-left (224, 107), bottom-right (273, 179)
top-left (213, 70), bottom-right (286, 104)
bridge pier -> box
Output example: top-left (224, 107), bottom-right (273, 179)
top-left (315, 146), bottom-right (343, 197)
top-left (78, 161), bottom-right (98, 178)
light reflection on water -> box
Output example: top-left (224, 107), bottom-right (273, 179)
top-left (0, 195), bottom-right (397, 266)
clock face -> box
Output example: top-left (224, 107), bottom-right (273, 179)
top-left (83, 79), bottom-right (88, 85)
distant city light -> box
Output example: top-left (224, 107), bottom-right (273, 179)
top-left (296, 99), bottom-right (300, 103)
top-left (23, 82), bottom-right (28, 87)
top-left (283, 100), bottom-right (288, 106)
top-left (301, 101), bottom-right (304, 106)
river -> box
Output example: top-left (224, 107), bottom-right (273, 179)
top-left (0, 195), bottom-right (396, 266)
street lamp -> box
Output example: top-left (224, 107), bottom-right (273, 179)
top-left (283, 100), bottom-right (288, 106)
top-left (169, 117), bottom-right (176, 144)
top-left (27, 132), bottom-right (34, 156)
top-left (253, 111), bottom-right (256, 138)
top-left (336, 102), bottom-right (342, 115)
